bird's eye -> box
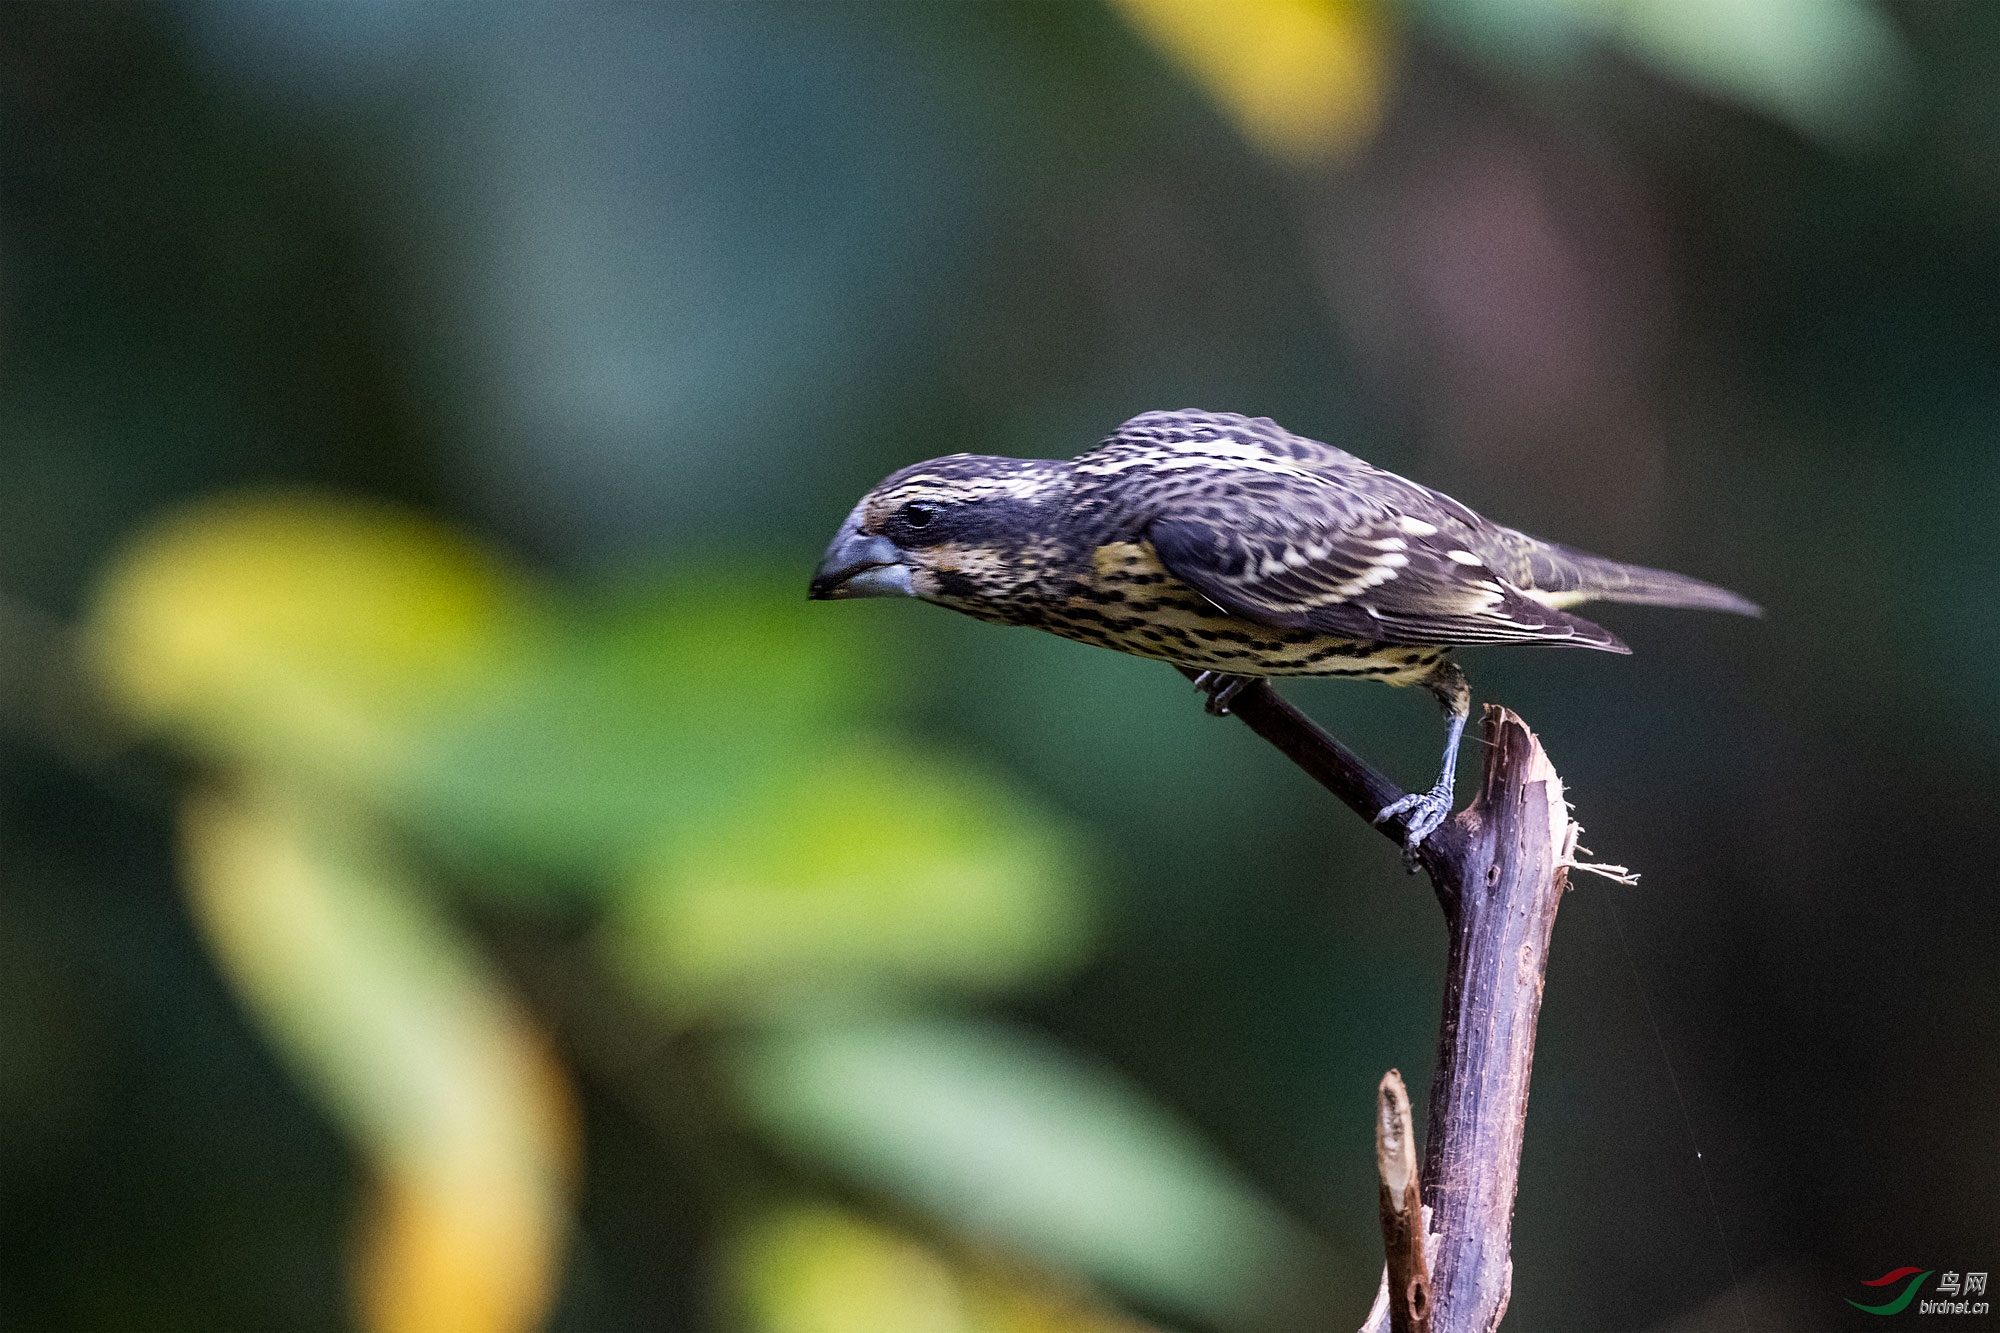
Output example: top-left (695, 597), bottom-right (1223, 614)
top-left (902, 501), bottom-right (938, 530)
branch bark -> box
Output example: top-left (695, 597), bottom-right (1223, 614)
top-left (1175, 671), bottom-right (1577, 1333)
top-left (1373, 1069), bottom-right (1432, 1333)
top-left (1413, 706), bottom-right (1571, 1332)
top-left (1173, 667), bottom-right (1413, 852)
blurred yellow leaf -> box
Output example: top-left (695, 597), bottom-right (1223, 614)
top-left (1111, 0), bottom-right (1393, 165)
top-left (730, 1203), bottom-right (1163, 1333)
top-left (733, 1204), bottom-right (970, 1333)
top-left (605, 741), bottom-right (1089, 1017)
top-left (180, 780), bottom-right (577, 1333)
top-left (89, 490), bottom-right (530, 782)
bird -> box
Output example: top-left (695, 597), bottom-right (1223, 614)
top-left (809, 410), bottom-right (1759, 854)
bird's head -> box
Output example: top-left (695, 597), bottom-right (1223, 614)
top-left (807, 454), bottom-right (1073, 616)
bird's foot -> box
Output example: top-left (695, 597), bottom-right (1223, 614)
top-left (1191, 671), bottom-right (1256, 716)
top-left (1375, 780), bottom-right (1455, 866)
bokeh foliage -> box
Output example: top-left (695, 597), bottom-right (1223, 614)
top-left (4, 2), bottom-right (1998, 1332)
top-left (85, 492), bottom-right (1311, 1331)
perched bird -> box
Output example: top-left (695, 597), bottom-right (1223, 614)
top-left (809, 410), bottom-right (1758, 852)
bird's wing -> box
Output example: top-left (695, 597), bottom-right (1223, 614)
top-left (1141, 470), bottom-right (1631, 652)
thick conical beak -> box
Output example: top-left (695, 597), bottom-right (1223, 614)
top-left (808, 508), bottom-right (914, 600)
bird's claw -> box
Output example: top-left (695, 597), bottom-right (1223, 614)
top-left (1192, 671), bottom-right (1254, 716)
top-left (1375, 783), bottom-right (1454, 867)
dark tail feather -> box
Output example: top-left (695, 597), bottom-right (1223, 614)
top-left (1543, 543), bottom-right (1762, 617)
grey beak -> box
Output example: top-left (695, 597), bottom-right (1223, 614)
top-left (808, 511), bottom-right (914, 600)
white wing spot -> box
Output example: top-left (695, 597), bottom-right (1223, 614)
top-left (1399, 517), bottom-right (1439, 537)
top-left (1075, 439), bottom-right (1325, 482)
top-left (1447, 550), bottom-right (1486, 566)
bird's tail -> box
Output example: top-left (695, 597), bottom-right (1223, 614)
top-left (1529, 542), bottom-right (1762, 617)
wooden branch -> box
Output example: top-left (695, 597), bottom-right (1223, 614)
top-left (1177, 672), bottom-right (1577, 1333)
top-left (1374, 1070), bottom-right (1432, 1333)
top-left (1414, 707), bottom-right (1571, 1331)
top-left (1170, 668), bottom-right (1420, 854)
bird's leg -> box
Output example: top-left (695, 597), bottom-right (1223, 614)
top-left (1191, 670), bottom-right (1258, 716)
top-left (1374, 659), bottom-right (1471, 862)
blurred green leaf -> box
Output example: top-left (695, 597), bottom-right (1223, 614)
top-left (1419, 0), bottom-right (1907, 143)
top-left (397, 572), bottom-right (880, 883)
top-left (731, 1016), bottom-right (1321, 1330)
top-left (605, 740), bottom-right (1089, 1017)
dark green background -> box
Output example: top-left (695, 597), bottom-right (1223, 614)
top-left (2, 3), bottom-right (1995, 1330)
